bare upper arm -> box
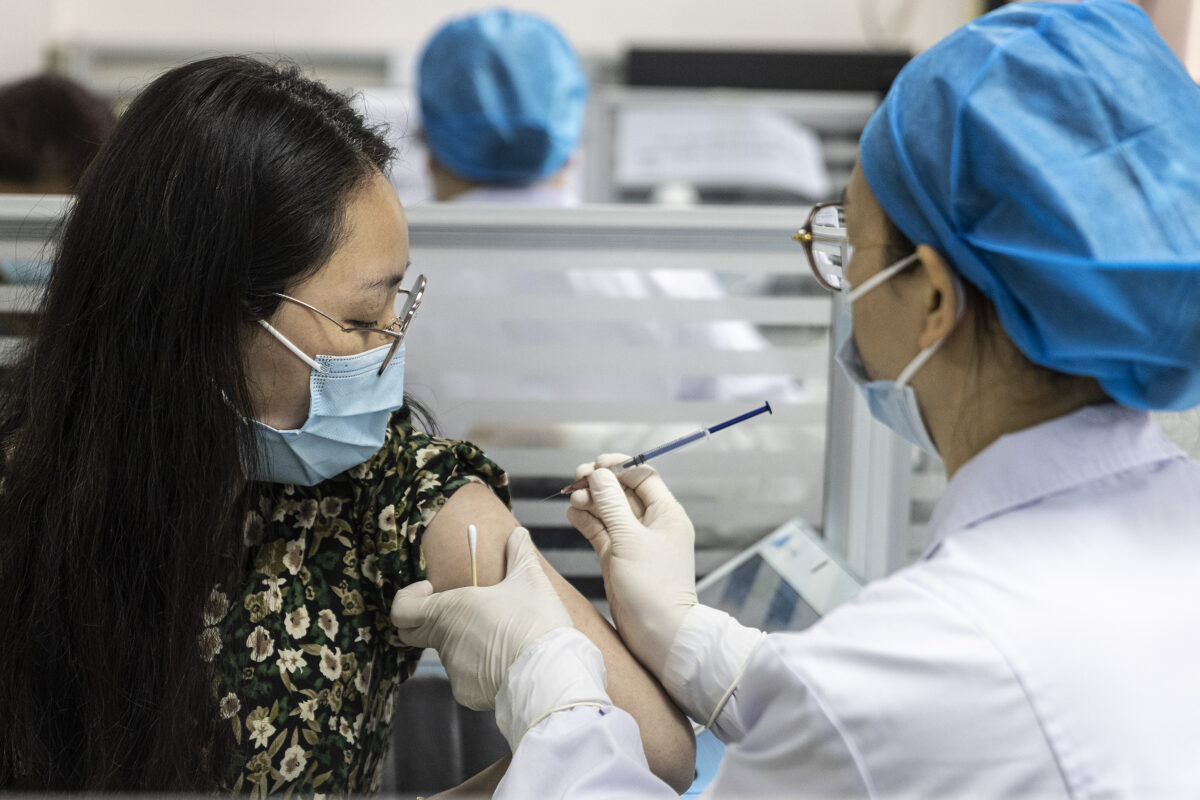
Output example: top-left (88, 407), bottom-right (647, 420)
top-left (419, 481), bottom-right (696, 792)
top-left (420, 481), bottom-right (516, 591)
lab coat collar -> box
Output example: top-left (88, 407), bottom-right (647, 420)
top-left (923, 403), bottom-right (1186, 557)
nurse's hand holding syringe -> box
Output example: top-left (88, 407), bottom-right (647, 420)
top-left (567, 450), bottom-right (704, 681)
top-left (560, 401), bottom-right (771, 679)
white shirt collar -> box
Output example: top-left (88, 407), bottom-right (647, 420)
top-left (924, 403), bottom-right (1186, 557)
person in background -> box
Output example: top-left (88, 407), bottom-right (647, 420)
top-left (418, 7), bottom-right (586, 205)
top-left (0, 72), bottom-right (116, 195)
top-left (410, 7), bottom-right (806, 416)
top-left (391, 1), bottom-right (1200, 796)
top-left (0, 55), bottom-right (694, 795)
top-left (0, 73), bottom-right (116, 296)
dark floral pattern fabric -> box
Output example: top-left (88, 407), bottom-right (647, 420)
top-left (202, 408), bottom-right (509, 797)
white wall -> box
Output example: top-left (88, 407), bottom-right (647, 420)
top-left (1179, 1), bottom-right (1200, 80)
top-left (3, 0), bottom-right (979, 83)
top-left (7, 1), bottom-right (1200, 85)
top-left (1140, 0), bottom-right (1200, 80)
top-left (1, 0), bottom-right (54, 83)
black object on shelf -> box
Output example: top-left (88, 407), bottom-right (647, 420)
top-left (625, 49), bottom-right (911, 95)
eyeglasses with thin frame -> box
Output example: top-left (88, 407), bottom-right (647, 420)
top-left (271, 273), bottom-right (426, 377)
top-left (791, 202), bottom-right (851, 292)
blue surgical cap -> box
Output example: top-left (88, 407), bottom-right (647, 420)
top-left (860, 0), bottom-right (1200, 411)
top-left (418, 8), bottom-right (588, 185)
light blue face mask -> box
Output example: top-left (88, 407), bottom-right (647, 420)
top-left (833, 253), bottom-right (963, 457)
top-left (252, 320), bottom-right (408, 486)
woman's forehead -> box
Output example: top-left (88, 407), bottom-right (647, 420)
top-left (303, 175), bottom-right (409, 296)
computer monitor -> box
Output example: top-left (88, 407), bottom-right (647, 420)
top-left (696, 517), bottom-right (861, 633)
top-left (626, 49), bottom-right (910, 95)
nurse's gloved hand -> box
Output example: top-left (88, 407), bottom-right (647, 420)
top-left (390, 526), bottom-right (573, 711)
top-left (568, 455), bottom-right (697, 679)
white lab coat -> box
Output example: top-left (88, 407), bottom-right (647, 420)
top-left (493, 403), bottom-right (1200, 798)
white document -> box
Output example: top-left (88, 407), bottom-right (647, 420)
top-left (615, 105), bottom-right (831, 199)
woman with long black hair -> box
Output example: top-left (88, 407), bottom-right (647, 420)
top-left (0, 56), bottom-right (694, 794)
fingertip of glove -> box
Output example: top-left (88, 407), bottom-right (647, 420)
top-left (390, 579), bottom-right (433, 626)
top-left (506, 525), bottom-right (533, 553)
top-left (568, 486), bottom-right (591, 508)
top-left (394, 579), bottom-right (433, 600)
top-left (588, 466), bottom-right (622, 492)
top-left (565, 505), bottom-right (592, 534)
top-left (597, 452), bottom-right (635, 471)
top-left (505, 525), bottom-right (542, 573)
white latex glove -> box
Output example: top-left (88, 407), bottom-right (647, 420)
top-left (566, 455), bottom-right (698, 679)
top-left (390, 526), bottom-right (573, 711)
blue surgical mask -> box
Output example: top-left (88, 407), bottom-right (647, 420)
top-left (833, 253), bottom-right (963, 457)
top-left (252, 320), bottom-right (408, 485)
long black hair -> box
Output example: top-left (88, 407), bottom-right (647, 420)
top-left (0, 56), bottom-right (394, 791)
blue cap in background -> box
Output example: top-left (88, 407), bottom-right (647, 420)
top-left (860, 0), bottom-right (1200, 410)
top-left (418, 7), bottom-right (588, 185)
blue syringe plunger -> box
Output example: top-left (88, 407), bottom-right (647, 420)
top-left (559, 401), bottom-right (772, 495)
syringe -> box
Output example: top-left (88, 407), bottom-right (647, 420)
top-left (555, 401), bottom-right (773, 496)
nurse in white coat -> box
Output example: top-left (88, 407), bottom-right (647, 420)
top-left (391, 2), bottom-right (1200, 796)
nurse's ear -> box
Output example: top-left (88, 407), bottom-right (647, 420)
top-left (914, 244), bottom-right (963, 350)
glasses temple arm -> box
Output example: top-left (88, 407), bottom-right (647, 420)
top-left (258, 319), bottom-right (327, 373)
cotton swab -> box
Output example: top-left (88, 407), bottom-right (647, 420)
top-left (467, 524), bottom-right (478, 587)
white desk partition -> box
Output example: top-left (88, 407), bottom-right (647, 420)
top-left (0, 195), bottom-right (66, 360)
top-left (400, 203), bottom-right (832, 585)
top-left (0, 195), bottom-right (944, 589)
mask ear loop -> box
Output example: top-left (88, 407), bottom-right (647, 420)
top-left (846, 252), bottom-right (920, 302)
top-left (843, 250), bottom-right (968, 390)
top-left (258, 319), bottom-right (328, 373)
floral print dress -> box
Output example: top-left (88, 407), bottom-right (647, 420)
top-left (202, 407), bottom-right (509, 797)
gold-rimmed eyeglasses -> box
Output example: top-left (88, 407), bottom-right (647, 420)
top-left (272, 273), bottom-right (426, 377)
top-left (792, 202), bottom-right (851, 292)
